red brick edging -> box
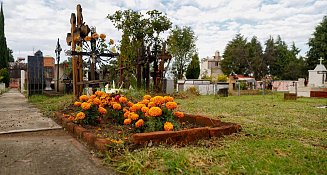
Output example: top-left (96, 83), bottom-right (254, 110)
top-left (54, 112), bottom-right (241, 151)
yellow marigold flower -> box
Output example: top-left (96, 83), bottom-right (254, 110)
top-left (143, 95), bottom-right (151, 100)
top-left (153, 96), bottom-right (165, 105)
top-left (98, 107), bottom-right (107, 115)
top-left (135, 119), bottom-right (144, 128)
top-left (109, 39), bottom-right (114, 45)
top-left (74, 101), bottom-right (82, 107)
top-left (166, 102), bottom-right (177, 110)
top-left (164, 122), bottom-right (173, 131)
top-left (76, 112), bottom-right (86, 120)
top-left (113, 103), bottom-right (122, 110)
top-left (92, 33), bottom-right (99, 39)
top-left (130, 112), bottom-right (139, 121)
top-left (148, 102), bottom-right (156, 108)
top-left (93, 98), bottom-right (101, 106)
top-left (173, 111), bottom-right (184, 118)
top-left (164, 96), bottom-right (174, 102)
top-left (141, 106), bottom-right (149, 113)
top-left (79, 95), bottom-right (89, 102)
top-left (124, 111), bottom-right (130, 118)
top-left (84, 36), bottom-right (92, 41)
top-left (81, 102), bottom-right (91, 110)
top-left (119, 96), bottom-right (128, 103)
top-left (100, 33), bottom-right (106, 40)
top-left (127, 101), bottom-right (134, 107)
top-left (124, 118), bottom-right (132, 125)
top-left (148, 107), bottom-right (162, 117)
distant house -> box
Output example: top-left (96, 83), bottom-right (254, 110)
top-left (9, 58), bottom-right (27, 88)
top-left (200, 51), bottom-right (223, 80)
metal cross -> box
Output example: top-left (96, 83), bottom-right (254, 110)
top-left (55, 38), bottom-right (62, 92)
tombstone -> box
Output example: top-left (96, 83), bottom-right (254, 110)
top-left (298, 78), bottom-right (305, 88)
top-left (0, 82), bottom-right (5, 91)
top-left (28, 51), bottom-right (44, 95)
top-left (308, 57), bottom-right (327, 87)
top-left (20, 70), bottom-right (26, 93)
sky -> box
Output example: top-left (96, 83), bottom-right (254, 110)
top-left (2, 0), bottom-right (327, 62)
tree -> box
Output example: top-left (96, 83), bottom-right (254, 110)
top-left (247, 36), bottom-right (264, 79)
top-left (0, 3), bottom-right (9, 69)
top-left (0, 68), bottom-right (9, 87)
top-left (307, 16), bottom-right (327, 70)
top-left (168, 26), bottom-right (197, 80)
top-left (185, 53), bottom-right (200, 79)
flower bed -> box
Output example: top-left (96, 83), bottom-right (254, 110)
top-left (55, 91), bottom-right (241, 151)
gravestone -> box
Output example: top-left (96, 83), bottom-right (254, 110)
top-left (20, 70), bottom-right (25, 93)
top-left (0, 83), bottom-right (5, 91)
top-left (308, 57), bottom-right (327, 87)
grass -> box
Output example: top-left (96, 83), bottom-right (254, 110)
top-left (27, 92), bottom-right (327, 174)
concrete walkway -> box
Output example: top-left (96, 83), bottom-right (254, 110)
top-left (0, 89), bottom-right (116, 175)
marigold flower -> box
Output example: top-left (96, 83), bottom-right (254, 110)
top-left (119, 96), bottom-right (128, 103)
top-left (143, 95), bottom-right (151, 100)
top-left (84, 36), bottom-right (92, 41)
top-left (164, 96), bottom-right (174, 102)
top-left (173, 111), bottom-right (184, 118)
top-left (95, 91), bottom-right (104, 97)
top-left (93, 98), bottom-right (101, 106)
top-left (124, 118), bottom-right (132, 125)
top-left (98, 107), bottom-right (107, 115)
top-left (90, 94), bottom-right (97, 99)
top-left (130, 104), bottom-right (142, 112)
top-left (153, 96), bottom-right (165, 105)
top-left (109, 39), bottom-right (114, 45)
top-left (76, 112), bottom-right (86, 120)
top-left (140, 99), bottom-right (149, 105)
top-left (124, 111), bottom-right (130, 118)
top-left (74, 101), bottom-right (82, 107)
top-left (166, 102), bottom-right (177, 110)
top-left (148, 102), bottom-right (156, 108)
top-left (130, 112), bottom-right (139, 120)
top-left (79, 95), bottom-right (89, 102)
top-left (135, 119), bottom-right (144, 128)
top-left (141, 106), bottom-right (149, 113)
top-left (127, 101), bottom-right (134, 107)
top-left (148, 107), bottom-right (162, 117)
top-left (81, 102), bottom-right (91, 110)
top-left (92, 33), bottom-right (99, 39)
top-left (100, 33), bottom-right (106, 40)
top-left (113, 103), bottom-right (122, 110)
top-left (123, 107), bottom-right (128, 113)
top-left (164, 122), bottom-right (174, 131)
top-left (68, 116), bottom-right (75, 121)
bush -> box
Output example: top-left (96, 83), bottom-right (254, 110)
top-left (0, 68), bottom-right (9, 87)
top-left (185, 87), bottom-right (200, 96)
top-left (217, 74), bottom-right (228, 82)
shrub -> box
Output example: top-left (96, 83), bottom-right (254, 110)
top-left (217, 74), bottom-right (228, 82)
top-left (0, 68), bottom-right (9, 87)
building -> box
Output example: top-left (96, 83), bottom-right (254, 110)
top-left (200, 51), bottom-right (223, 80)
top-left (8, 58), bottom-right (27, 88)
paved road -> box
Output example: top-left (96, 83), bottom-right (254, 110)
top-left (0, 89), bottom-right (116, 175)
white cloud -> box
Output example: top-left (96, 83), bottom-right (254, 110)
top-left (2, 0), bottom-right (326, 61)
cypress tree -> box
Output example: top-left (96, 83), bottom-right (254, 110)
top-left (0, 2), bottom-right (9, 69)
top-left (186, 53), bottom-right (200, 79)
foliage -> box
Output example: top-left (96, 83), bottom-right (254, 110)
top-left (185, 87), bottom-right (200, 96)
top-left (307, 16), bottom-right (327, 70)
top-left (0, 68), bottom-right (9, 87)
top-left (217, 74), bottom-right (228, 82)
top-left (168, 26), bottom-right (197, 80)
top-left (185, 53), bottom-right (200, 79)
top-left (0, 4), bottom-right (10, 69)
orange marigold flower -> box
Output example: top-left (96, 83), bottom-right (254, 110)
top-left (98, 107), bottom-right (107, 115)
top-left (173, 111), bottom-right (184, 118)
top-left (140, 99), bottom-right (149, 105)
top-left (148, 102), bottom-right (156, 108)
top-left (130, 104), bottom-right (142, 112)
top-left (130, 112), bottom-right (139, 121)
top-left (90, 94), bottom-right (97, 99)
top-left (92, 33), bottom-right (99, 39)
top-left (153, 96), bottom-right (165, 105)
top-left (143, 95), bottom-right (151, 100)
top-left (127, 101), bottom-right (134, 107)
top-left (76, 112), bottom-right (86, 120)
top-left (124, 118), bottom-right (132, 125)
top-left (100, 33), bottom-right (106, 40)
top-left (124, 111), bottom-right (130, 118)
top-left (74, 101), bottom-right (82, 107)
top-left (95, 91), bottom-right (104, 97)
top-left (79, 95), bottom-right (89, 102)
top-left (166, 102), bottom-right (177, 110)
top-left (68, 116), bottom-right (75, 121)
top-left (164, 122), bottom-right (174, 131)
top-left (93, 98), bottom-right (101, 106)
top-left (113, 103), bottom-right (122, 110)
top-left (141, 106), bottom-right (149, 113)
top-left (164, 96), bottom-right (174, 102)
top-left (84, 36), bottom-right (92, 41)
top-left (135, 119), bottom-right (144, 128)
top-left (123, 107), bottom-right (128, 113)
top-left (119, 96), bottom-right (128, 103)
top-left (81, 102), bottom-right (91, 110)
top-left (148, 107), bottom-right (162, 117)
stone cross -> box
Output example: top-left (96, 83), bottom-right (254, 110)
top-left (319, 57), bottom-right (324, 65)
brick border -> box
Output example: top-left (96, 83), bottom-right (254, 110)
top-left (54, 112), bottom-right (241, 151)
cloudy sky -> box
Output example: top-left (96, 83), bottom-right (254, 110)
top-left (2, 0), bottom-right (327, 62)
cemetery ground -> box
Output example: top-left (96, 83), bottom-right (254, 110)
top-left (26, 91), bottom-right (327, 174)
